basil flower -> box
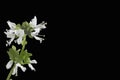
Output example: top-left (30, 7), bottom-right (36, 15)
top-left (28, 59), bottom-right (37, 71)
top-left (4, 21), bottom-right (25, 46)
top-left (6, 60), bottom-right (26, 76)
top-left (30, 16), bottom-right (47, 43)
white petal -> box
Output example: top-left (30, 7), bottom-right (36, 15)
top-left (34, 36), bottom-right (44, 43)
top-left (15, 29), bottom-right (24, 37)
top-left (34, 28), bottom-right (40, 34)
top-left (5, 30), bottom-right (15, 38)
top-left (17, 63), bottom-right (26, 72)
top-left (12, 63), bottom-right (26, 76)
top-left (28, 64), bottom-right (36, 71)
top-left (7, 37), bottom-right (15, 46)
top-left (30, 16), bottom-right (37, 28)
top-left (7, 21), bottom-right (16, 29)
top-left (31, 28), bottom-right (40, 37)
top-left (30, 60), bottom-right (37, 64)
top-left (5, 30), bottom-right (16, 46)
top-left (6, 60), bottom-right (13, 69)
top-left (15, 65), bottom-right (18, 76)
top-left (37, 23), bottom-right (46, 29)
top-left (12, 65), bottom-right (17, 75)
top-left (15, 29), bottom-right (24, 44)
top-left (16, 37), bottom-right (23, 44)
top-left (6, 44), bottom-right (8, 46)
top-left (31, 32), bottom-right (36, 37)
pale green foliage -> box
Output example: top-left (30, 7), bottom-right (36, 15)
top-left (7, 45), bottom-right (32, 65)
top-left (7, 45), bottom-right (20, 62)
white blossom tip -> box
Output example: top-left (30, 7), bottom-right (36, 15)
top-left (28, 64), bottom-right (36, 71)
top-left (6, 60), bottom-right (13, 69)
top-left (30, 60), bottom-right (37, 64)
top-left (7, 21), bottom-right (16, 29)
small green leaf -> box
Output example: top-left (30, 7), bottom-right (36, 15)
top-left (7, 46), bottom-right (20, 61)
top-left (29, 27), bottom-right (33, 33)
top-left (12, 45), bottom-right (16, 50)
top-left (28, 35), bottom-right (33, 38)
top-left (24, 57), bottom-right (30, 64)
top-left (22, 21), bottom-right (29, 28)
top-left (19, 49), bottom-right (32, 64)
top-left (16, 24), bottom-right (21, 29)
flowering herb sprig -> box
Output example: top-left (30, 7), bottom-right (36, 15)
top-left (4, 16), bottom-right (47, 80)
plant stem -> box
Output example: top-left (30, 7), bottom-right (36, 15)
top-left (21, 35), bottom-right (27, 54)
top-left (6, 63), bottom-right (16, 80)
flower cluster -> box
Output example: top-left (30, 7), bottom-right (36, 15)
top-left (4, 16), bottom-right (47, 79)
top-left (6, 59), bottom-right (37, 76)
top-left (5, 16), bottom-right (46, 46)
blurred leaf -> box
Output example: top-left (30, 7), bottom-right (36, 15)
top-left (28, 35), bottom-right (33, 38)
top-left (7, 45), bottom-right (32, 65)
top-left (22, 21), bottom-right (29, 28)
top-left (16, 24), bottom-right (21, 29)
top-left (12, 45), bottom-right (16, 50)
top-left (7, 45), bottom-right (20, 61)
top-left (20, 49), bottom-right (32, 64)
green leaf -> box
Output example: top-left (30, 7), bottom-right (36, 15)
top-left (30, 28), bottom-right (34, 32)
top-left (7, 45), bottom-right (20, 61)
top-left (16, 24), bottom-right (21, 29)
top-left (22, 21), bottom-right (29, 28)
top-left (24, 57), bottom-right (30, 64)
top-left (28, 35), bottom-right (33, 38)
top-left (19, 49), bottom-right (32, 64)
top-left (7, 45), bottom-right (32, 64)
top-left (12, 45), bottom-right (16, 50)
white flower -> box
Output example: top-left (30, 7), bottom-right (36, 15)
top-left (5, 21), bottom-right (25, 46)
top-left (12, 63), bottom-right (26, 76)
top-left (28, 60), bottom-right (37, 71)
top-left (31, 34), bottom-right (44, 43)
top-left (6, 60), bottom-right (26, 76)
top-left (4, 30), bottom-right (16, 46)
top-left (30, 16), bottom-right (47, 43)
top-left (30, 16), bottom-right (46, 29)
top-left (7, 21), bottom-right (16, 29)
top-left (14, 29), bottom-right (24, 44)
top-left (6, 60), bottom-right (14, 69)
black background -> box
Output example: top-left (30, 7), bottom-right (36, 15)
top-left (0, 1), bottom-right (114, 80)
top-left (0, 1), bottom-right (53, 80)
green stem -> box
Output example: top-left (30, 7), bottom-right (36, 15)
top-left (6, 63), bottom-right (16, 80)
top-left (21, 44), bottom-right (25, 53)
top-left (21, 35), bottom-right (27, 54)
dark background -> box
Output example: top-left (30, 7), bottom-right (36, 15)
top-left (0, 1), bottom-right (114, 80)
top-left (0, 1), bottom-right (53, 80)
